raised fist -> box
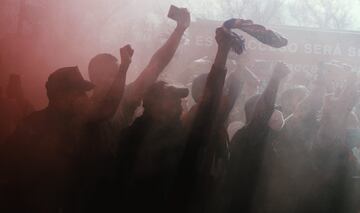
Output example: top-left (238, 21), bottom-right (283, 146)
top-left (176, 8), bottom-right (191, 30)
top-left (120, 44), bottom-right (134, 65)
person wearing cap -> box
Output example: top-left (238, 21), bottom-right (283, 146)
top-left (4, 66), bottom-right (95, 212)
top-left (116, 80), bottom-right (189, 212)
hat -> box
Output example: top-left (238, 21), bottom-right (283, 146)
top-left (46, 66), bottom-right (95, 93)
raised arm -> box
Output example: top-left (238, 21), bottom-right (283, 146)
top-left (91, 45), bottom-right (133, 121)
top-left (219, 72), bottom-right (244, 126)
top-left (132, 9), bottom-right (189, 94)
top-left (171, 27), bottom-right (238, 211)
top-left (118, 8), bottom-right (190, 126)
top-left (248, 62), bottom-right (290, 129)
top-left (184, 27), bottom-right (235, 150)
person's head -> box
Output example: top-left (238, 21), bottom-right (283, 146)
top-left (88, 54), bottom-right (119, 92)
top-left (143, 81), bottom-right (189, 123)
top-left (191, 73), bottom-right (208, 103)
top-left (244, 94), bottom-right (284, 131)
top-left (280, 86), bottom-right (309, 117)
top-left (6, 74), bottom-right (23, 100)
top-left (268, 107), bottom-right (285, 131)
top-left (46, 66), bottom-right (94, 115)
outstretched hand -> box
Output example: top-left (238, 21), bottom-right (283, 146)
top-left (120, 44), bottom-right (134, 65)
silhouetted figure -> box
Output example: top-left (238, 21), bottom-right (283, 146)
top-left (4, 67), bottom-right (94, 212)
top-left (273, 66), bottom-right (326, 213)
top-left (84, 45), bottom-right (133, 160)
top-left (225, 62), bottom-right (289, 213)
top-left (181, 64), bottom-right (244, 213)
top-left (87, 8), bottom-right (190, 131)
top-left (81, 45), bottom-right (133, 211)
top-left (170, 27), bottom-right (244, 213)
top-left (117, 81), bottom-right (189, 212)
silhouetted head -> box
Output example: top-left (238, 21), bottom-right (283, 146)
top-left (280, 86), bottom-right (309, 117)
top-left (6, 74), bottom-right (23, 100)
top-left (88, 53), bottom-right (119, 91)
top-left (191, 73), bottom-right (208, 103)
top-left (46, 66), bottom-right (94, 114)
top-left (143, 81), bottom-right (189, 123)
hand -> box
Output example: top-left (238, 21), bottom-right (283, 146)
top-left (216, 27), bottom-right (245, 54)
top-left (215, 27), bottom-right (234, 50)
top-left (273, 62), bottom-right (290, 80)
top-left (175, 8), bottom-right (190, 30)
top-left (120, 44), bottom-right (134, 65)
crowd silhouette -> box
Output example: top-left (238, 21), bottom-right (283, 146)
top-left (0, 6), bottom-right (360, 213)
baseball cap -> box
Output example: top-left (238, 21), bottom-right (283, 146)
top-left (46, 66), bottom-right (95, 93)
